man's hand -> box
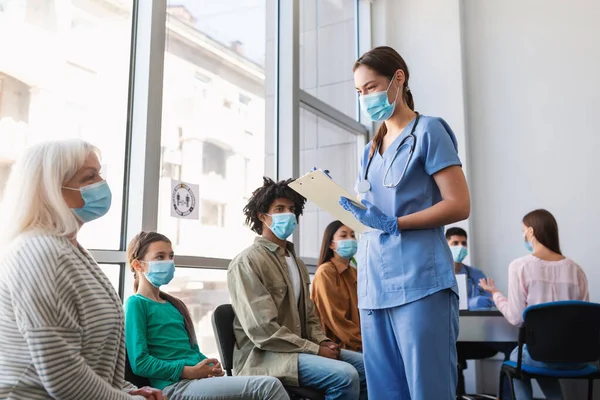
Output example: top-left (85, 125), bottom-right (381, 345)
top-left (469, 295), bottom-right (495, 309)
top-left (319, 341), bottom-right (341, 359)
top-left (128, 387), bottom-right (166, 400)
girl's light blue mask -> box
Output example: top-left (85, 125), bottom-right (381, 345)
top-left (268, 212), bottom-right (297, 240)
top-left (334, 239), bottom-right (358, 259)
top-left (450, 245), bottom-right (468, 263)
top-left (143, 260), bottom-right (175, 288)
top-left (359, 78), bottom-right (399, 121)
top-left (63, 180), bottom-right (112, 223)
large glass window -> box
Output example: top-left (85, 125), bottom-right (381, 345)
top-left (0, 0), bottom-right (369, 303)
top-left (158, 267), bottom-right (228, 360)
top-left (99, 264), bottom-right (121, 294)
top-left (0, 0), bottom-right (134, 250)
top-left (157, 0), bottom-right (270, 259)
top-left (300, 0), bottom-right (357, 118)
top-left (299, 109), bottom-right (360, 258)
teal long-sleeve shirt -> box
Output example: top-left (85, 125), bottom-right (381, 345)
top-left (124, 294), bottom-right (206, 390)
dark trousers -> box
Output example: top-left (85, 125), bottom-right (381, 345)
top-left (456, 342), bottom-right (515, 395)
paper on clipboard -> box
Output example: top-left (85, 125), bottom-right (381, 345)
top-left (456, 274), bottom-right (469, 310)
top-left (288, 170), bottom-right (372, 234)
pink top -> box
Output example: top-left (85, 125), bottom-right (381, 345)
top-left (493, 255), bottom-right (589, 326)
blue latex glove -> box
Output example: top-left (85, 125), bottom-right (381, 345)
top-left (339, 197), bottom-right (400, 236)
top-left (468, 296), bottom-right (495, 309)
top-left (311, 167), bottom-right (332, 179)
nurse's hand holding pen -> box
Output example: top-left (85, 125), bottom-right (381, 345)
top-left (339, 198), bottom-right (400, 235)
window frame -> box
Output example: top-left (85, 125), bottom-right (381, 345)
top-left (69, 0), bottom-right (373, 298)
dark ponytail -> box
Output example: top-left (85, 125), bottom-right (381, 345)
top-left (354, 46), bottom-right (414, 158)
top-left (127, 231), bottom-right (198, 346)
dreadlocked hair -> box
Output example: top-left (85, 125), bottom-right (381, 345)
top-left (244, 177), bottom-right (306, 235)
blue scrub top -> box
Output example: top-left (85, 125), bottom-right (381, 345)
top-left (455, 264), bottom-right (490, 300)
top-left (355, 115), bottom-right (462, 309)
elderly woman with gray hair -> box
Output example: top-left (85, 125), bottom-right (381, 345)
top-left (0, 139), bottom-right (164, 400)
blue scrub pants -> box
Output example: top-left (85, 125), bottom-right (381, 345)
top-left (360, 289), bottom-right (459, 400)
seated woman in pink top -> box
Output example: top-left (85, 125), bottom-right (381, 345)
top-left (479, 209), bottom-right (589, 400)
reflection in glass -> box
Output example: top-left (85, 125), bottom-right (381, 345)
top-left (300, 0), bottom-right (357, 118)
top-left (98, 263), bottom-right (121, 294)
top-left (0, 0), bottom-right (133, 250)
top-left (299, 111), bottom-right (359, 258)
top-left (161, 267), bottom-right (229, 360)
top-left (158, 1), bottom-right (270, 259)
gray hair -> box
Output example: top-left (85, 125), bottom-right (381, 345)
top-left (0, 139), bottom-right (100, 245)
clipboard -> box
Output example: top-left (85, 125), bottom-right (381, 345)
top-left (288, 170), bottom-right (372, 234)
top-left (456, 274), bottom-right (469, 310)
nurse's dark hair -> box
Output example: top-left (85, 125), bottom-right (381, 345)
top-left (127, 231), bottom-right (197, 345)
top-left (446, 227), bottom-right (467, 239)
top-left (354, 46), bottom-right (414, 158)
top-left (244, 177), bottom-right (306, 235)
top-left (522, 209), bottom-right (562, 255)
top-left (318, 220), bottom-right (345, 266)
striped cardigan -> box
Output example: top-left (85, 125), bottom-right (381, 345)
top-left (0, 234), bottom-right (145, 400)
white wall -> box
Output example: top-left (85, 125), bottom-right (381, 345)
top-left (463, 0), bottom-right (600, 302)
top-left (371, 0), bottom-right (473, 256)
top-left (373, 0), bottom-right (600, 300)
top-left (373, 1), bottom-right (600, 397)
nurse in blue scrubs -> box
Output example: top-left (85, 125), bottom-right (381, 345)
top-left (339, 46), bottom-right (471, 399)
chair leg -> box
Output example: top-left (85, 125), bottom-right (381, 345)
top-left (505, 373), bottom-right (517, 400)
top-left (499, 371), bottom-right (516, 400)
top-left (588, 379), bottom-right (593, 400)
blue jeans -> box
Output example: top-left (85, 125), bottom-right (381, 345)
top-left (509, 346), bottom-right (585, 400)
top-left (162, 376), bottom-right (289, 400)
top-left (298, 349), bottom-right (367, 400)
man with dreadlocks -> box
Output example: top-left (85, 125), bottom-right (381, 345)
top-left (227, 177), bottom-right (367, 400)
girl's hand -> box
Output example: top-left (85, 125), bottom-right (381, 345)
top-left (208, 361), bottom-right (225, 377)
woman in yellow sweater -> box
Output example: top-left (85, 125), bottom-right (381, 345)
top-left (311, 221), bottom-right (362, 352)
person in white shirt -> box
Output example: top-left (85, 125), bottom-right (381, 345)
top-left (480, 209), bottom-right (589, 400)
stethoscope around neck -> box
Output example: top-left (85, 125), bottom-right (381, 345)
top-left (357, 112), bottom-right (421, 194)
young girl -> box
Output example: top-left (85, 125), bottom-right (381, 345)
top-left (124, 231), bottom-right (289, 400)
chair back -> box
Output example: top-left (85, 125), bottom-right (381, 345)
top-left (125, 352), bottom-right (151, 388)
top-left (211, 304), bottom-right (236, 376)
top-left (523, 301), bottom-right (600, 363)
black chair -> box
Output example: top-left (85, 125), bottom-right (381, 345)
top-left (125, 352), bottom-right (151, 388)
top-left (212, 304), bottom-right (325, 400)
top-left (499, 301), bottom-right (600, 400)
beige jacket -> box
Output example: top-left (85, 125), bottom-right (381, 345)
top-left (227, 237), bottom-right (329, 386)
